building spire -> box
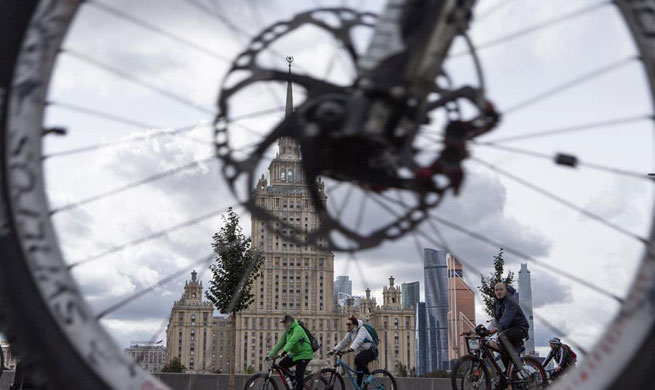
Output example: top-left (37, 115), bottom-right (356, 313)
top-left (285, 56), bottom-right (294, 117)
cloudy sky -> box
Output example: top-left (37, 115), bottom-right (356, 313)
top-left (23, 0), bottom-right (654, 360)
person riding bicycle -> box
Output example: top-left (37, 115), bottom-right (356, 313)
top-left (267, 315), bottom-right (314, 390)
top-left (328, 316), bottom-right (375, 389)
top-left (542, 337), bottom-right (576, 380)
top-left (487, 283), bottom-right (529, 382)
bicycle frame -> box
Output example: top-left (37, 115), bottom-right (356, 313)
top-left (263, 358), bottom-right (314, 390)
top-left (329, 352), bottom-right (379, 390)
top-left (462, 333), bottom-right (528, 386)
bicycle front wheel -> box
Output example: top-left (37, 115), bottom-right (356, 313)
top-left (451, 355), bottom-right (492, 390)
top-left (313, 368), bottom-right (345, 390)
top-left (368, 369), bottom-right (397, 390)
top-left (244, 373), bottom-right (280, 390)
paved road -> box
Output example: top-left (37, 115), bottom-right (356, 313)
top-left (0, 371), bottom-right (452, 389)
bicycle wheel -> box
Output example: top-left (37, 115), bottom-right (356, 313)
top-left (244, 373), bottom-right (280, 390)
top-left (304, 372), bottom-right (330, 390)
top-left (450, 355), bottom-right (492, 390)
top-left (0, 1), bottom-right (653, 390)
top-left (368, 369), bottom-right (397, 390)
top-left (507, 356), bottom-right (548, 390)
top-left (313, 368), bottom-right (345, 390)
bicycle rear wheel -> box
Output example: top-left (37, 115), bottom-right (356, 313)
top-left (509, 357), bottom-right (547, 390)
top-left (368, 369), bottom-right (397, 390)
top-left (450, 355), bottom-right (492, 390)
top-left (244, 373), bottom-right (280, 390)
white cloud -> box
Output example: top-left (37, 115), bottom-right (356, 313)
top-left (34, 0), bottom-right (652, 354)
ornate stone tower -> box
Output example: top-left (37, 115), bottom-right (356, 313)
top-left (360, 287), bottom-right (377, 315)
top-left (165, 271), bottom-right (216, 372)
top-left (383, 276), bottom-right (402, 309)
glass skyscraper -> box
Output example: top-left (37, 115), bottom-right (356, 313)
top-left (424, 248), bottom-right (450, 371)
top-left (334, 275), bottom-right (352, 305)
top-left (401, 281), bottom-right (420, 309)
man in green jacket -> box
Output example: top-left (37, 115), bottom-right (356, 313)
top-left (267, 315), bottom-right (314, 389)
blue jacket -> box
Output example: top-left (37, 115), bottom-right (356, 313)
top-left (494, 286), bottom-right (529, 331)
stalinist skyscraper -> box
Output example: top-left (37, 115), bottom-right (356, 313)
top-left (234, 58), bottom-right (341, 372)
top-left (166, 59), bottom-right (415, 375)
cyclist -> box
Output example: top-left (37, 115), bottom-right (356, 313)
top-left (487, 283), bottom-right (529, 384)
top-left (542, 337), bottom-right (576, 380)
top-left (266, 315), bottom-right (314, 390)
top-left (328, 316), bottom-right (375, 389)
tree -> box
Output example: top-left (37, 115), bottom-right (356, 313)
top-left (395, 361), bottom-right (408, 377)
top-left (245, 365), bottom-right (256, 374)
top-left (206, 207), bottom-right (263, 390)
top-left (161, 357), bottom-right (186, 373)
top-left (478, 248), bottom-right (515, 318)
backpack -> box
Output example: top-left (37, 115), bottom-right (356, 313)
top-left (298, 321), bottom-right (321, 352)
top-left (562, 344), bottom-right (577, 363)
top-left (362, 324), bottom-right (379, 357)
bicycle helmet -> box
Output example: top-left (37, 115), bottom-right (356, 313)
top-left (549, 337), bottom-right (562, 345)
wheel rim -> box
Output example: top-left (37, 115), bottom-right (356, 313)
top-left (0, 1), bottom-right (653, 389)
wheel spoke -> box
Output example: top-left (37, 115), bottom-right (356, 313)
top-left (469, 156), bottom-right (648, 243)
top-left (95, 253), bottom-right (215, 319)
top-left (46, 101), bottom-right (161, 129)
top-left (49, 155), bottom-right (218, 215)
top-left (62, 48), bottom-right (215, 114)
top-left (43, 124), bottom-right (205, 159)
top-left (503, 56), bottom-right (637, 115)
top-left (422, 213), bottom-right (623, 302)
top-left (451, 1), bottom-right (610, 59)
top-left (87, 0), bottom-right (232, 63)
top-left (474, 0), bottom-right (519, 24)
top-left (68, 205), bottom-right (237, 269)
top-left (470, 141), bottom-right (651, 180)
top-left (415, 221), bottom-right (590, 357)
top-left (182, 0), bottom-right (311, 74)
top-left (483, 114), bottom-right (654, 144)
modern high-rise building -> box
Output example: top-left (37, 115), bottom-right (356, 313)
top-left (423, 248), bottom-right (450, 371)
top-left (401, 281), bottom-right (420, 309)
top-left (334, 275), bottom-right (353, 305)
top-left (447, 255), bottom-right (476, 360)
top-left (518, 263), bottom-right (535, 355)
top-left (415, 302), bottom-right (427, 375)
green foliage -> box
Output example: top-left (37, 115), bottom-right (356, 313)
top-left (205, 207), bottom-right (263, 315)
top-left (245, 365), bottom-right (256, 374)
top-left (395, 361), bottom-right (408, 377)
top-left (478, 248), bottom-right (515, 318)
top-left (161, 357), bottom-right (187, 373)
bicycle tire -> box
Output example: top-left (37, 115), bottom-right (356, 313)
top-left (305, 372), bottom-right (329, 390)
top-left (244, 373), bottom-right (280, 390)
top-left (0, 1), bottom-right (652, 390)
top-left (369, 369), bottom-right (397, 390)
top-left (450, 355), bottom-right (492, 390)
top-left (0, 1), bottom-right (169, 389)
top-left (316, 368), bottom-right (345, 390)
top-left (508, 356), bottom-right (548, 390)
